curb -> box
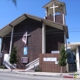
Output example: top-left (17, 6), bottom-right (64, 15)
top-left (63, 76), bottom-right (73, 78)
top-left (63, 75), bottom-right (80, 79)
top-left (0, 70), bottom-right (80, 79)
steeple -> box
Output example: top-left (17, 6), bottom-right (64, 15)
top-left (43, 0), bottom-right (66, 25)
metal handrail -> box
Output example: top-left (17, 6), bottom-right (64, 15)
top-left (3, 54), bottom-right (16, 69)
top-left (26, 58), bottom-right (39, 67)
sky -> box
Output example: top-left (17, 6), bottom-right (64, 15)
top-left (0, 0), bottom-right (80, 43)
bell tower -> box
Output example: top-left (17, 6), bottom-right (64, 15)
top-left (43, 0), bottom-right (66, 25)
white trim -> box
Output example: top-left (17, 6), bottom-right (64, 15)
top-left (53, 1), bottom-right (55, 22)
top-left (9, 27), bottom-right (14, 55)
top-left (0, 37), bottom-right (3, 53)
top-left (64, 29), bottom-right (68, 50)
top-left (64, 31), bottom-right (66, 48)
top-left (45, 9), bottom-right (47, 17)
top-left (62, 13), bottom-right (65, 25)
top-left (42, 23), bottom-right (46, 54)
top-left (76, 47), bottom-right (80, 71)
top-left (68, 42), bottom-right (80, 50)
top-left (69, 42), bottom-right (80, 45)
top-left (65, 38), bottom-right (67, 50)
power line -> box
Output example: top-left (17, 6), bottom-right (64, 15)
top-left (0, 30), bottom-right (80, 36)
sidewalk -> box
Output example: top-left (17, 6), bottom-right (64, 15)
top-left (0, 69), bottom-right (80, 79)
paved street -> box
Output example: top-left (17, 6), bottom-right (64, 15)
top-left (0, 72), bottom-right (79, 80)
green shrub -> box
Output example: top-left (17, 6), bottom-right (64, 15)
top-left (0, 66), bottom-right (5, 69)
top-left (34, 66), bottom-right (40, 72)
top-left (9, 47), bottom-right (18, 64)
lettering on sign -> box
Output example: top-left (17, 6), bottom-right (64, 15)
top-left (43, 57), bottom-right (59, 64)
top-left (43, 57), bottom-right (57, 62)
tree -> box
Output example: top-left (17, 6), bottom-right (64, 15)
top-left (58, 45), bottom-right (67, 75)
top-left (9, 47), bottom-right (18, 69)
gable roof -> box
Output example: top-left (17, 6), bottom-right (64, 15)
top-left (0, 13), bottom-right (68, 38)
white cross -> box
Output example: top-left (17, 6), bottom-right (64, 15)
top-left (22, 32), bottom-right (30, 44)
top-left (50, 6), bottom-right (58, 10)
top-left (50, 2), bottom-right (58, 22)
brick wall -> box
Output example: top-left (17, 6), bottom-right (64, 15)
top-left (39, 54), bottom-right (66, 72)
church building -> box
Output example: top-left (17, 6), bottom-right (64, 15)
top-left (0, 0), bottom-right (68, 72)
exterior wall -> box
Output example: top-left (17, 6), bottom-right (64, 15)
top-left (1, 33), bottom-right (11, 66)
top-left (13, 18), bottom-right (42, 68)
top-left (1, 18), bottom-right (65, 69)
top-left (2, 33), bottom-right (11, 54)
top-left (46, 26), bottom-right (64, 53)
top-left (39, 54), bottom-right (66, 72)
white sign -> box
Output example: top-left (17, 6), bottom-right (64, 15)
top-left (43, 57), bottom-right (57, 62)
top-left (51, 51), bottom-right (59, 54)
top-left (0, 53), bottom-right (2, 57)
